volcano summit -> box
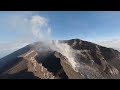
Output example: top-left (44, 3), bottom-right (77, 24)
top-left (0, 39), bottom-right (120, 79)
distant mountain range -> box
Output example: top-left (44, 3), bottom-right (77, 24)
top-left (0, 39), bottom-right (120, 79)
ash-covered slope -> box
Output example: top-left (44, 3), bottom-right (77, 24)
top-left (62, 39), bottom-right (120, 79)
top-left (0, 39), bottom-right (120, 79)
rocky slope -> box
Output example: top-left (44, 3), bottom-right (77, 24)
top-left (0, 39), bottom-right (120, 79)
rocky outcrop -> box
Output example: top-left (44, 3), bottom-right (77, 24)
top-left (0, 49), bottom-right (55, 79)
top-left (20, 49), bottom-right (55, 79)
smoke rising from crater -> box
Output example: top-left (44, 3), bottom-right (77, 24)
top-left (9, 13), bottom-right (80, 72)
top-left (52, 41), bottom-right (80, 72)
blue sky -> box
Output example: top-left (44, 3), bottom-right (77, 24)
top-left (1, 12), bottom-right (120, 70)
top-left (38, 11), bottom-right (120, 41)
top-left (1, 11), bottom-right (120, 41)
top-left (0, 11), bottom-right (120, 49)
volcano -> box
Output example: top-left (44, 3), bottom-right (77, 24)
top-left (0, 39), bottom-right (120, 79)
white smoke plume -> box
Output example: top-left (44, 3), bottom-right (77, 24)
top-left (17, 14), bottom-right (80, 72)
top-left (28, 15), bottom-right (81, 72)
top-left (52, 41), bottom-right (80, 72)
top-left (30, 15), bottom-right (50, 41)
top-left (0, 13), bottom-right (51, 59)
top-left (6, 13), bottom-right (80, 72)
top-left (1, 12), bottom-right (99, 74)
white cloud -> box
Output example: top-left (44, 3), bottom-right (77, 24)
top-left (95, 39), bottom-right (120, 51)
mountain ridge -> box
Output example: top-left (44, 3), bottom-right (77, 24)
top-left (0, 39), bottom-right (120, 79)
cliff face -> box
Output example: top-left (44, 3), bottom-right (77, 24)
top-left (0, 39), bottom-right (120, 79)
